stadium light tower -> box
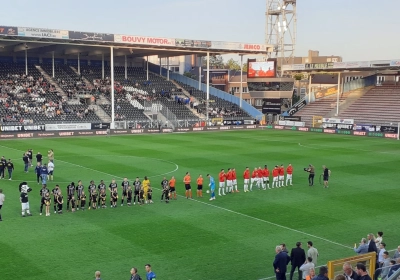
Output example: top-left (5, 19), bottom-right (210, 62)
top-left (265, 0), bottom-right (297, 75)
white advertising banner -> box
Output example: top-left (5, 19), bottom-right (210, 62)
top-left (322, 118), bottom-right (354, 125)
top-left (114, 34), bottom-right (175, 46)
top-left (18, 27), bottom-right (69, 39)
top-left (278, 120), bottom-right (306, 127)
top-left (45, 123), bottom-right (91, 131)
top-left (210, 41), bottom-right (267, 52)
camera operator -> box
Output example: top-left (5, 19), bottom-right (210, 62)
top-left (304, 164), bottom-right (315, 186)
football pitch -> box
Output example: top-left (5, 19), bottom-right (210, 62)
top-left (0, 130), bottom-right (399, 280)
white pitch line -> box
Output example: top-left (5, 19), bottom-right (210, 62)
top-left (0, 144), bottom-right (352, 250)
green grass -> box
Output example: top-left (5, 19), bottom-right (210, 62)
top-left (0, 130), bottom-right (399, 280)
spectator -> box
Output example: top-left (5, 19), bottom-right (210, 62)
top-left (343, 262), bottom-right (359, 280)
top-left (378, 243), bottom-right (386, 266)
top-left (306, 268), bottom-right (315, 280)
top-left (312, 266), bottom-right (329, 280)
top-left (380, 251), bottom-right (391, 280)
top-left (354, 238), bottom-right (368, 254)
top-left (356, 263), bottom-right (371, 280)
top-left (388, 259), bottom-right (400, 278)
top-left (393, 245), bottom-right (400, 260)
top-left (375, 232), bottom-right (383, 247)
top-left (94, 270), bottom-right (101, 280)
top-left (367, 233), bottom-right (377, 254)
top-left (300, 257), bottom-right (315, 280)
top-left (145, 264), bottom-right (156, 280)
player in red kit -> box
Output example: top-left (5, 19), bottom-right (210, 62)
top-left (243, 167), bottom-right (250, 192)
top-left (286, 163), bottom-right (293, 186)
top-left (218, 169), bottom-right (226, 196)
top-left (226, 168), bottom-right (233, 193)
top-left (262, 165), bottom-right (270, 189)
top-left (272, 166), bottom-right (279, 188)
top-left (250, 167), bottom-right (258, 191)
top-left (257, 167), bottom-right (264, 190)
top-left (279, 164), bottom-right (285, 187)
top-left (232, 168), bottom-right (239, 192)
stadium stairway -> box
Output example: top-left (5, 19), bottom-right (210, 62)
top-left (69, 66), bottom-right (94, 88)
top-left (324, 86), bottom-right (374, 118)
top-left (90, 104), bottom-right (112, 123)
top-left (35, 65), bottom-right (67, 98)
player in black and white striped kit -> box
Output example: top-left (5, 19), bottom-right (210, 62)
top-left (97, 180), bottom-right (106, 208)
top-left (133, 177), bottom-right (141, 205)
top-left (121, 177), bottom-right (129, 206)
top-left (39, 185), bottom-right (50, 215)
top-left (75, 180), bottom-right (84, 210)
top-left (66, 182), bottom-right (76, 212)
top-left (51, 185), bottom-right (60, 213)
top-left (109, 179), bottom-right (118, 208)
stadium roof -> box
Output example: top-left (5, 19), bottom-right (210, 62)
top-left (0, 25), bottom-right (273, 58)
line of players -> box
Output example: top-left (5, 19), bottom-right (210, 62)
top-left (37, 176), bottom-right (178, 216)
top-left (216, 165), bottom-right (293, 195)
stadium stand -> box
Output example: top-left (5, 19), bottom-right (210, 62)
top-left (338, 85), bottom-right (400, 125)
top-left (175, 81), bottom-right (253, 119)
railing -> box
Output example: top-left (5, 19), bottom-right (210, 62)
top-left (148, 62), bottom-right (263, 120)
top-left (343, 75), bottom-right (376, 92)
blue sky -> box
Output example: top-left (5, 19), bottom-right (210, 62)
top-left (1, 0), bottom-right (399, 61)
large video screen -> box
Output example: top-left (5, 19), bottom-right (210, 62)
top-left (248, 61), bottom-right (276, 78)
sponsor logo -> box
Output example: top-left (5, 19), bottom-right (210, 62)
top-left (353, 131), bottom-right (367, 136)
top-left (118, 35), bottom-right (175, 46)
top-left (246, 125), bottom-right (257, 129)
top-left (323, 129), bottom-right (336, 134)
top-left (0, 134), bottom-right (15, 138)
top-left (130, 129), bottom-right (144, 134)
top-left (17, 133), bottom-right (34, 138)
top-left (162, 128), bottom-right (173, 133)
top-left (244, 44), bottom-right (262, 50)
top-left (232, 126), bottom-right (244, 129)
top-left (96, 131), bottom-right (108, 135)
top-left (274, 126), bottom-right (284, 130)
top-left (384, 133), bottom-right (397, 139)
top-left (219, 126), bottom-right (231, 130)
top-left (78, 131), bottom-right (94, 135)
top-left (38, 133), bottom-right (55, 137)
top-left (298, 127), bottom-right (309, 132)
top-left (193, 127), bottom-right (204, 131)
top-left (177, 128), bottom-right (190, 132)
top-left (113, 130), bottom-right (128, 134)
top-left (147, 129), bottom-right (159, 133)
top-left (205, 127), bottom-right (218, 130)
top-left (59, 132), bottom-right (75, 136)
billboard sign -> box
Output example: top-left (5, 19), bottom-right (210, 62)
top-left (0, 26), bottom-right (17, 35)
top-left (18, 27), bottom-right (69, 39)
top-left (175, 39), bottom-right (211, 48)
top-left (68, 31), bottom-right (114, 42)
top-left (114, 34), bottom-right (175, 46)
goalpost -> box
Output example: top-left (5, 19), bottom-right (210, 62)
top-left (327, 252), bottom-right (376, 279)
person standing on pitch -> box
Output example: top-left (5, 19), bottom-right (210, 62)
top-left (48, 149), bottom-right (54, 162)
top-left (34, 162), bottom-right (42, 184)
top-left (27, 149), bottom-right (33, 167)
top-left (207, 174), bottom-right (216, 201)
top-left (273, 245), bottom-right (291, 280)
top-left (22, 153), bottom-right (29, 173)
top-left (6, 159), bottom-right (14, 180)
top-left (305, 165), bottom-right (315, 186)
top-left (290, 242), bottom-right (306, 280)
top-left (0, 189), bottom-right (5, 221)
top-left (145, 264), bottom-right (156, 280)
top-left (40, 163), bottom-right (48, 186)
top-left (307, 241), bottom-right (319, 266)
top-left (286, 164), bottom-right (293, 186)
top-left (36, 152), bottom-right (43, 165)
top-left (243, 167), bottom-right (250, 192)
top-left (47, 160), bottom-right (54, 181)
top-left (0, 157), bottom-right (5, 179)
top-left (183, 172), bottom-right (192, 199)
top-left (218, 169), bottom-right (226, 195)
top-left (322, 166), bottom-right (331, 188)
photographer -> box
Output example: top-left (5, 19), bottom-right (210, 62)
top-left (304, 165), bottom-right (315, 186)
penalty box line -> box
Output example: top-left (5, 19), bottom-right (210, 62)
top-left (0, 144), bottom-right (351, 251)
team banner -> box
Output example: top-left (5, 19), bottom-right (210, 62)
top-left (45, 123), bottom-right (91, 131)
top-left (0, 26), bottom-right (17, 35)
top-left (114, 34), bottom-right (175, 46)
top-left (175, 39), bottom-right (211, 48)
top-left (68, 31), bottom-right (114, 42)
top-left (18, 27), bottom-right (69, 39)
top-left (287, 100), bottom-right (306, 116)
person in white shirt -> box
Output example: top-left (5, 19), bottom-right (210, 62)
top-left (378, 243), bottom-right (387, 265)
top-left (47, 160), bottom-right (54, 181)
top-left (375, 231), bottom-right (383, 247)
top-left (300, 257), bottom-right (315, 280)
top-left (0, 188), bottom-right (5, 221)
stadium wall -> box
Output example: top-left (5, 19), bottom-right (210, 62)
top-left (343, 75), bottom-right (376, 92)
top-left (148, 63), bottom-right (263, 120)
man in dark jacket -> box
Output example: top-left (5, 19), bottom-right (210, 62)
top-left (290, 242), bottom-right (306, 280)
top-left (343, 262), bottom-right (359, 280)
top-left (367, 233), bottom-right (377, 253)
top-left (312, 266), bottom-right (329, 280)
top-left (274, 245), bottom-right (291, 280)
